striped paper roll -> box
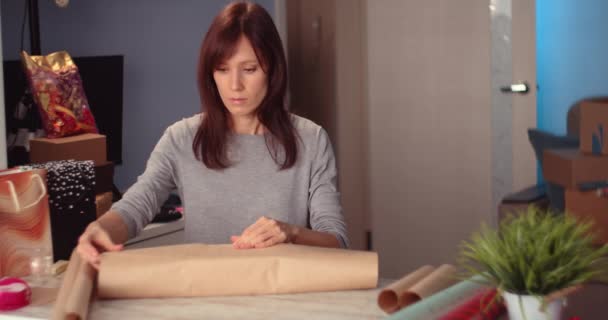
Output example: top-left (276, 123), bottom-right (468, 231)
top-left (387, 276), bottom-right (488, 320)
top-left (437, 289), bottom-right (505, 320)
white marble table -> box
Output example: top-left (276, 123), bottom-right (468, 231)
top-left (2, 279), bottom-right (392, 320)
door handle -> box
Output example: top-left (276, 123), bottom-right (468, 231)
top-left (500, 81), bottom-right (529, 94)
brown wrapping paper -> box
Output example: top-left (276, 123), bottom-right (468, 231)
top-left (98, 243), bottom-right (378, 299)
top-left (51, 250), bottom-right (95, 320)
top-left (378, 265), bottom-right (435, 313)
top-left (378, 264), bottom-right (459, 313)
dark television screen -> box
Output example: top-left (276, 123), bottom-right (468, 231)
top-left (2, 55), bottom-right (124, 165)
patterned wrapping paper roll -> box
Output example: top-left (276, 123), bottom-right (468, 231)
top-left (387, 275), bottom-right (489, 320)
top-left (437, 289), bottom-right (505, 320)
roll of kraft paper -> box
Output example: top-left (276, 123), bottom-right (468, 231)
top-left (52, 250), bottom-right (95, 320)
top-left (386, 275), bottom-right (488, 320)
top-left (98, 243), bottom-right (378, 299)
top-left (378, 265), bottom-right (435, 313)
top-left (378, 264), bottom-right (459, 313)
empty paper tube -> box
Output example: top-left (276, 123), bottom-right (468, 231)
top-left (378, 264), bottom-right (459, 313)
top-left (52, 250), bottom-right (96, 320)
top-left (98, 243), bottom-right (379, 299)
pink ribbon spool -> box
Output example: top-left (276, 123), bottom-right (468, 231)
top-left (0, 277), bottom-right (31, 311)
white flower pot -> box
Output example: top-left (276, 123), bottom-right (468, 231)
top-left (503, 291), bottom-right (564, 320)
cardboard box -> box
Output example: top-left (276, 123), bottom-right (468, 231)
top-left (565, 189), bottom-right (608, 245)
top-left (94, 161), bottom-right (115, 195)
top-left (30, 133), bottom-right (107, 165)
top-left (96, 191), bottom-right (113, 219)
top-left (498, 185), bottom-right (549, 222)
top-left (543, 148), bottom-right (608, 188)
top-left (580, 99), bottom-right (608, 155)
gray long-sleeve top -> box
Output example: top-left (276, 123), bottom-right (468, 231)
top-left (111, 114), bottom-right (349, 248)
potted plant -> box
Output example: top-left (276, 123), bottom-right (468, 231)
top-left (460, 206), bottom-right (608, 320)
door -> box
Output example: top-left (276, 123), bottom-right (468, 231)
top-left (285, 0), bottom-right (369, 250)
top-left (511, 0), bottom-right (537, 193)
top-left (367, 0), bottom-right (536, 277)
top-left (0, 4), bottom-right (6, 170)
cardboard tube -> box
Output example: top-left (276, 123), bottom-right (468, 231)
top-left (399, 264), bottom-right (459, 308)
top-left (51, 251), bottom-right (80, 320)
top-left (64, 257), bottom-right (95, 320)
top-left (378, 265), bottom-right (435, 313)
top-left (52, 251), bottom-right (95, 320)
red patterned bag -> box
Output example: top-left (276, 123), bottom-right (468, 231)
top-left (21, 51), bottom-right (98, 138)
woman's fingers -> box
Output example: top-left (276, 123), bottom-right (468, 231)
top-left (241, 216), bottom-right (269, 238)
top-left (231, 235), bottom-right (252, 249)
top-left (246, 229), bottom-right (277, 246)
top-left (236, 220), bottom-right (291, 249)
top-left (254, 232), bottom-right (287, 249)
top-left (76, 222), bottom-right (123, 267)
top-left (76, 240), bottom-right (100, 265)
top-left (239, 219), bottom-right (277, 245)
top-left (233, 217), bottom-right (294, 249)
top-left (92, 229), bottom-right (122, 252)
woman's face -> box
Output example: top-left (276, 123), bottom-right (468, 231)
top-left (213, 36), bottom-right (268, 118)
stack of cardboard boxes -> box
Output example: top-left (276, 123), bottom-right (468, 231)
top-left (543, 100), bottom-right (608, 244)
top-left (30, 133), bottom-right (115, 218)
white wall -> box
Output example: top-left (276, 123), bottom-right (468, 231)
top-left (366, 0), bottom-right (492, 277)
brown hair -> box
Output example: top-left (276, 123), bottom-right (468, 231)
top-left (193, 1), bottom-right (297, 170)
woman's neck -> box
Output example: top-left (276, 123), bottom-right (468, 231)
top-left (231, 115), bottom-right (264, 135)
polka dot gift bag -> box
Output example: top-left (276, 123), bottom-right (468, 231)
top-left (30, 160), bottom-right (97, 261)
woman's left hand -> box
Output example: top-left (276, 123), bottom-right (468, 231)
top-left (231, 216), bottom-right (297, 249)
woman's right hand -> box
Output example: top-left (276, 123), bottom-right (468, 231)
top-left (76, 221), bottom-right (123, 269)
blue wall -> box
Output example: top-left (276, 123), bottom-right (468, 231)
top-left (537, 0), bottom-right (608, 134)
top-left (1, 0), bottom-right (274, 191)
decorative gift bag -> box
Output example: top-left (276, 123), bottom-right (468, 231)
top-left (30, 160), bottom-right (97, 261)
top-left (0, 168), bottom-right (53, 277)
top-left (20, 51), bottom-right (98, 138)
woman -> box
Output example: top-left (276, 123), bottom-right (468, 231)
top-left (77, 1), bottom-right (348, 269)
